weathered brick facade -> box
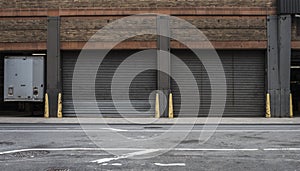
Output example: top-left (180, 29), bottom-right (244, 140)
top-left (0, 0), bottom-right (298, 49)
top-left (292, 19), bottom-right (300, 41)
top-left (0, 0), bottom-right (299, 118)
top-left (0, 18), bottom-right (47, 42)
top-left (60, 16), bottom-right (267, 42)
top-left (0, 0), bottom-right (276, 9)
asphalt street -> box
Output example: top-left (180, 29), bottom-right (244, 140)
top-left (0, 123), bottom-right (300, 171)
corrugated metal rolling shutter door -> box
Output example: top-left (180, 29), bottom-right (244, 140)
top-left (171, 50), bottom-right (265, 117)
top-left (233, 51), bottom-right (265, 116)
top-left (62, 50), bottom-right (157, 117)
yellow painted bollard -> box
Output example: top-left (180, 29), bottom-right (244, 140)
top-left (265, 93), bottom-right (271, 118)
top-left (290, 93), bottom-right (293, 118)
top-left (57, 93), bottom-right (63, 118)
top-left (168, 93), bottom-right (174, 118)
top-left (44, 93), bottom-right (49, 118)
top-left (155, 93), bottom-right (160, 118)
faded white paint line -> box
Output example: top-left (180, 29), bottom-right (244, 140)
top-left (91, 157), bottom-right (120, 164)
top-left (0, 126), bottom-right (77, 128)
top-left (154, 163), bottom-right (186, 167)
top-left (0, 148), bottom-right (145, 155)
top-left (101, 163), bottom-right (108, 166)
top-left (100, 128), bottom-right (128, 132)
top-left (264, 148), bottom-right (300, 151)
top-left (1, 130), bottom-right (300, 133)
top-left (2, 147), bottom-right (300, 156)
top-left (91, 149), bottom-right (160, 164)
top-left (174, 148), bottom-right (259, 151)
top-left (55, 128), bottom-right (70, 130)
top-left (111, 163), bottom-right (122, 166)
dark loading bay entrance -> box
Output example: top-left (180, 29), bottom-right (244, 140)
top-left (291, 51), bottom-right (300, 116)
top-left (0, 52), bottom-right (44, 117)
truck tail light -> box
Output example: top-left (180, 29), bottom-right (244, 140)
top-left (33, 87), bottom-right (39, 96)
top-left (8, 87), bottom-right (13, 96)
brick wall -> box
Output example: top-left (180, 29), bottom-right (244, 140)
top-left (292, 18), bottom-right (300, 41)
top-left (0, 18), bottom-right (47, 42)
top-left (60, 16), bottom-right (157, 42)
top-left (60, 16), bottom-right (267, 42)
top-left (0, 0), bottom-right (285, 50)
top-left (0, 0), bottom-right (276, 9)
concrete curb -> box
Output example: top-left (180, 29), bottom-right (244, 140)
top-left (0, 117), bottom-right (299, 124)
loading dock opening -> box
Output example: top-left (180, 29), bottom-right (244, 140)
top-left (291, 67), bottom-right (300, 116)
top-left (0, 52), bottom-right (45, 117)
top-left (291, 51), bottom-right (300, 117)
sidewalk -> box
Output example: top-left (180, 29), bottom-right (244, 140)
top-left (0, 117), bottom-right (299, 124)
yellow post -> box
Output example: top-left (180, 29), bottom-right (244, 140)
top-left (290, 93), bottom-right (293, 118)
top-left (44, 93), bottom-right (49, 118)
top-left (266, 93), bottom-right (271, 118)
top-left (57, 93), bottom-right (63, 118)
top-left (168, 93), bottom-right (174, 118)
top-left (155, 93), bottom-right (160, 118)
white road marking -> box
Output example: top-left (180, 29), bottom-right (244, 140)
top-left (1, 130), bottom-right (300, 133)
top-left (90, 157), bottom-right (119, 164)
top-left (0, 148), bottom-right (145, 155)
top-left (174, 148), bottom-right (259, 151)
top-left (1, 147), bottom-right (300, 156)
top-left (111, 163), bottom-right (122, 166)
top-left (100, 128), bottom-right (128, 132)
top-left (264, 148), bottom-right (300, 151)
top-left (0, 126), bottom-right (75, 128)
top-left (154, 163), bottom-right (186, 167)
top-left (91, 149), bottom-right (160, 164)
top-left (0, 125), bottom-right (298, 127)
top-left (55, 128), bottom-right (70, 130)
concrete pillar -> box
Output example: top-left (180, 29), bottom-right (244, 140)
top-left (47, 16), bottom-right (61, 117)
top-left (157, 15), bottom-right (170, 117)
top-left (278, 15), bottom-right (291, 117)
top-left (267, 15), bottom-right (291, 117)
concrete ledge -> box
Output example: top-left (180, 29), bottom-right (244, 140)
top-left (0, 117), bottom-right (299, 124)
